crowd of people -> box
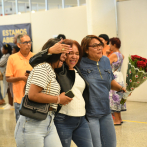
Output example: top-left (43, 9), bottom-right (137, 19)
top-left (0, 33), bottom-right (126, 147)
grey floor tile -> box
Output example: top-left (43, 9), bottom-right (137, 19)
top-left (0, 101), bottom-right (147, 147)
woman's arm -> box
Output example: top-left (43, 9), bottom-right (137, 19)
top-left (6, 76), bottom-right (27, 83)
top-left (108, 53), bottom-right (117, 65)
top-left (28, 84), bottom-right (72, 105)
top-left (0, 54), bottom-right (9, 67)
top-left (29, 40), bottom-right (72, 67)
top-left (111, 79), bottom-right (126, 92)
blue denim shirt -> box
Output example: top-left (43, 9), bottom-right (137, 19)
top-left (79, 56), bottom-right (114, 117)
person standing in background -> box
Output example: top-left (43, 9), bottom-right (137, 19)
top-left (99, 34), bottom-right (113, 57)
top-left (12, 45), bottom-right (20, 54)
top-left (57, 34), bottom-right (66, 40)
top-left (0, 44), bottom-right (12, 106)
top-left (5, 34), bottom-right (34, 122)
top-left (3, 45), bottom-right (20, 109)
top-left (109, 37), bottom-right (126, 125)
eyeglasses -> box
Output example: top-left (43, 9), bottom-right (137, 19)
top-left (20, 41), bottom-right (33, 45)
top-left (89, 43), bottom-right (103, 49)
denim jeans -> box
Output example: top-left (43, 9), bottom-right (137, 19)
top-left (87, 113), bottom-right (116, 147)
top-left (54, 113), bottom-right (93, 147)
top-left (15, 112), bottom-right (62, 147)
top-left (0, 85), bottom-right (3, 100)
top-left (14, 103), bottom-right (20, 122)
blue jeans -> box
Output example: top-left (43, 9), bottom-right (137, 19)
top-left (54, 113), bottom-right (93, 147)
top-left (0, 86), bottom-right (3, 100)
top-left (87, 113), bottom-right (116, 147)
top-left (14, 103), bottom-right (20, 122)
top-left (15, 112), bottom-right (62, 147)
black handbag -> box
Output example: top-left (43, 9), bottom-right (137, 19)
top-left (19, 95), bottom-right (50, 120)
top-left (19, 63), bottom-right (51, 120)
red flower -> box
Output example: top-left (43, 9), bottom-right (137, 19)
top-left (131, 87), bottom-right (134, 90)
top-left (137, 61), bottom-right (146, 68)
top-left (131, 55), bottom-right (141, 61)
top-left (135, 75), bottom-right (138, 78)
top-left (140, 57), bottom-right (147, 61)
top-left (129, 79), bottom-right (132, 82)
top-left (143, 77), bottom-right (146, 79)
top-left (137, 81), bottom-right (140, 84)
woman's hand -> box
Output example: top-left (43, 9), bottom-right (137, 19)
top-left (49, 39), bottom-right (72, 54)
top-left (59, 92), bottom-right (73, 105)
top-left (121, 87), bottom-right (126, 93)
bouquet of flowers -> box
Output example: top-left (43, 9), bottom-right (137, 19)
top-left (120, 55), bottom-right (147, 104)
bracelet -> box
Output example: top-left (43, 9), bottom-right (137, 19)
top-left (56, 95), bottom-right (60, 104)
top-left (120, 86), bottom-right (123, 91)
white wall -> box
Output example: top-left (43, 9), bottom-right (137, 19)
top-left (31, 6), bottom-right (88, 53)
top-left (117, 0), bottom-right (147, 102)
top-left (0, 6), bottom-right (87, 53)
top-left (0, 13), bottom-right (31, 25)
top-left (86, 0), bottom-right (117, 38)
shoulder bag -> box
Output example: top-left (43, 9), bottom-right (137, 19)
top-left (19, 64), bottom-right (51, 120)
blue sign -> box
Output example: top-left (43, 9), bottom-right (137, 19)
top-left (0, 23), bottom-right (32, 50)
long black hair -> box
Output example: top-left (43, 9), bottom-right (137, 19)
top-left (3, 44), bottom-right (12, 54)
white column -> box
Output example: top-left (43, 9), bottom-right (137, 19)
top-left (29, 0), bottom-right (32, 11)
top-left (86, 0), bottom-right (117, 37)
top-left (45, 0), bottom-right (48, 10)
top-left (15, 0), bottom-right (18, 14)
top-left (36, 3), bottom-right (39, 11)
top-left (77, 0), bottom-right (80, 6)
top-left (1, 0), bottom-right (4, 16)
top-left (86, 0), bottom-right (93, 34)
top-left (62, 0), bottom-right (65, 9)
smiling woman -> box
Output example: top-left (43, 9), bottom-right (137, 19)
top-left (79, 35), bottom-right (126, 147)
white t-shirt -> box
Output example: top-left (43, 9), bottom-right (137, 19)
top-left (25, 63), bottom-right (60, 110)
top-left (59, 69), bottom-right (86, 116)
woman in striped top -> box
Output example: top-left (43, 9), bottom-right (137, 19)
top-left (14, 38), bottom-right (72, 147)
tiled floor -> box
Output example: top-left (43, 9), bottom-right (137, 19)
top-left (0, 101), bottom-right (147, 147)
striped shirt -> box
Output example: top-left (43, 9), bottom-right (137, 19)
top-left (25, 62), bottom-right (60, 110)
top-left (0, 54), bottom-right (10, 67)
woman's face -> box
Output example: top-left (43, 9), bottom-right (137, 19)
top-left (109, 42), bottom-right (115, 51)
top-left (86, 38), bottom-right (103, 61)
top-left (99, 37), bottom-right (107, 46)
top-left (65, 44), bottom-right (79, 70)
top-left (54, 53), bottom-right (67, 69)
top-left (2, 48), bottom-right (8, 54)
